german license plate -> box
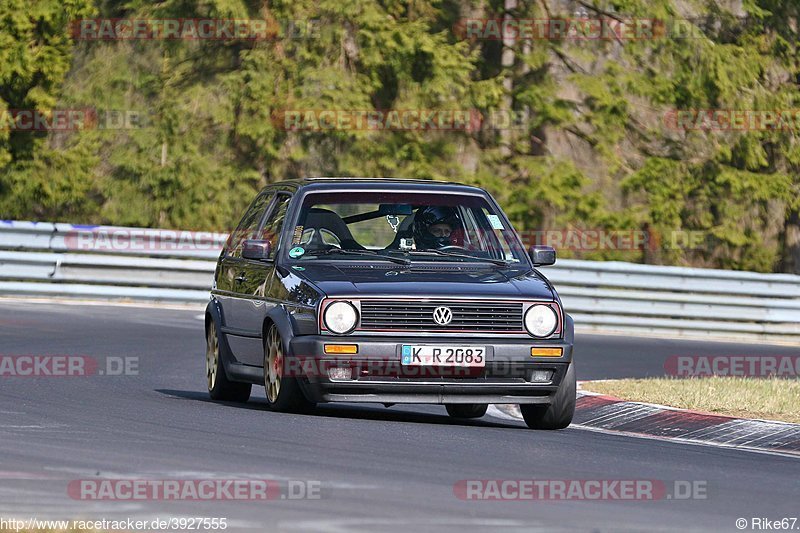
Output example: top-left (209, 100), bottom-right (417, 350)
top-left (401, 345), bottom-right (486, 367)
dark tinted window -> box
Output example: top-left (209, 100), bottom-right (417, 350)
top-left (257, 194), bottom-right (292, 251)
top-left (228, 191), bottom-right (273, 257)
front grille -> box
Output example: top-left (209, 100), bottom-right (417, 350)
top-left (359, 300), bottom-right (524, 332)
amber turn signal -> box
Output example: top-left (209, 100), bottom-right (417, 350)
top-left (324, 344), bottom-right (358, 355)
top-left (530, 347), bottom-right (563, 357)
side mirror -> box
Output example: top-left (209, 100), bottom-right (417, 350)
top-left (242, 239), bottom-right (273, 261)
top-left (529, 245), bottom-right (556, 266)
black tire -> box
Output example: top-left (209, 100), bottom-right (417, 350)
top-left (445, 404), bottom-right (488, 419)
top-left (520, 363), bottom-right (576, 430)
top-left (206, 319), bottom-right (251, 402)
top-left (263, 325), bottom-right (315, 412)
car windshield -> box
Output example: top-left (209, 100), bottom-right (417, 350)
top-left (286, 190), bottom-right (528, 264)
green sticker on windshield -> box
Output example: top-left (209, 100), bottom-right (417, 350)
top-left (288, 246), bottom-right (305, 258)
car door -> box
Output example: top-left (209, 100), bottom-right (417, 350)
top-left (216, 190), bottom-right (274, 366)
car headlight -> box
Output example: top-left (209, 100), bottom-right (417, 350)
top-left (323, 301), bottom-right (359, 334)
top-left (524, 304), bottom-right (558, 337)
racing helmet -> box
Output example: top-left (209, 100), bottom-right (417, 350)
top-left (412, 206), bottom-right (462, 249)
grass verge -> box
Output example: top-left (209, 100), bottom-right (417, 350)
top-left (580, 377), bottom-right (800, 424)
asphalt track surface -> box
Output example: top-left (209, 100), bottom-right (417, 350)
top-left (1, 300), bottom-right (798, 532)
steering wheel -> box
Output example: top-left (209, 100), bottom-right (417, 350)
top-left (438, 245), bottom-right (469, 252)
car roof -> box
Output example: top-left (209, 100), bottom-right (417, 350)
top-left (266, 177), bottom-right (487, 194)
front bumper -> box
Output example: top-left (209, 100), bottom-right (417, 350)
top-left (289, 335), bottom-right (573, 404)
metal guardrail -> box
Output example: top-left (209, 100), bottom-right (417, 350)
top-left (548, 262), bottom-right (800, 340)
top-left (0, 221), bottom-right (218, 302)
top-left (2, 220), bottom-right (799, 341)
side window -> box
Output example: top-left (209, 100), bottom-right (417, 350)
top-left (229, 191), bottom-right (273, 257)
top-left (257, 194), bottom-right (292, 252)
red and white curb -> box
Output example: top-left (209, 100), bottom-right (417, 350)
top-left (490, 393), bottom-right (800, 458)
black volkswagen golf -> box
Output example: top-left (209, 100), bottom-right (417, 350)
top-left (205, 178), bottom-right (575, 429)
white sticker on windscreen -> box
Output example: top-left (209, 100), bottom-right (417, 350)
top-left (487, 214), bottom-right (504, 230)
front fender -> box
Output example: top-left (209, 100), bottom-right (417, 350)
top-left (265, 304), bottom-right (318, 402)
top-left (563, 313), bottom-right (574, 349)
top-left (265, 304), bottom-right (296, 355)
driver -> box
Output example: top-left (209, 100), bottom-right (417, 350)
top-left (412, 206), bottom-right (462, 249)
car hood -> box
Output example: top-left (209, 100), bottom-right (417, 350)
top-left (288, 262), bottom-right (555, 300)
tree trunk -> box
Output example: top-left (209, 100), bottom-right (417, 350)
top-left (500, 0), bottom-right (517, 157)
top-left (780, 208), bottom-right (800, 274)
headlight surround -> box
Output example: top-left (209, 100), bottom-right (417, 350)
top-left (524, 304), bottom-right (558, 337)
top-left (323, 301), bottom-right (359, 335)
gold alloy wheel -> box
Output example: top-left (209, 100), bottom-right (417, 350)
top-left (265, 327), bottom-right (283, 403)
top-left (206, 321), bottom-right (218, 391)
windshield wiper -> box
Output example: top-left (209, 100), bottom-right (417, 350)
top-left (402, 249), bottom-right (510, 267)
top-left (311, 248), bottom-right (411, 266)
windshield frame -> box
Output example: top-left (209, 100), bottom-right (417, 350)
top-left (278, 185), bottom-right (532, 268)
